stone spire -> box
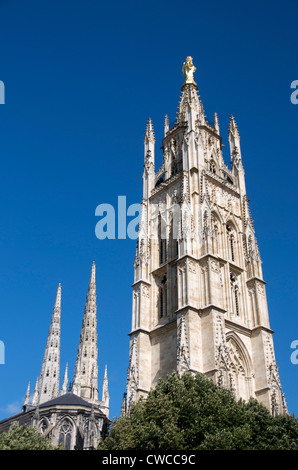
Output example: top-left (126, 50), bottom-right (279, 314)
top-left (101, 364), bottom-right (109, 415)
top-left (38, 283), bottom-right (61, 404)
top-left (229, 115), bottom-right (241, 164)
top-left (32, 378), bottom-right (39, 405)
top-left (24, 382), bottom-right (30, 406)
top-left (72, 262), bottom-right (99, 403)
top-left (143, 118), bottom-right (156, 200)
top-left (229, 115), bottom-right (246, 195)
top-left (214, 112), bottom-right (220, 134)
top-left (60, 363), bottom-right (68, 396)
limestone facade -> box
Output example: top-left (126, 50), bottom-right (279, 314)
top-left (126, 57), bottom-right (287, 416)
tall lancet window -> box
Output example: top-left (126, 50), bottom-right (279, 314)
top-left (169, 213), bottom-right (178, 259)
top-left (230, 235), bottom-right (235, 262)
top-left (230, 273), bottom-right (240, 316)
top-left (158, 276), bottom-right (167, 319)
top-left (226, 223), bottom-right (236, 262)
top-left (158, 214), bottom-right (167, 265)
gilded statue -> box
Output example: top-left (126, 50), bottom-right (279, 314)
top-left (182, 56), bottom-right (197, 86)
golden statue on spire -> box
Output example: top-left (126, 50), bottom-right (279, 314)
top-left (182, 56), bottom-right (197, 86)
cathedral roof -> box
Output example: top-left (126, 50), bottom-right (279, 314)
top-left (39, 392), bottom-right (102, 411)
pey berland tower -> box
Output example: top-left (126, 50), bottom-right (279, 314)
top-left (126, 57), bottom-right (287, 415)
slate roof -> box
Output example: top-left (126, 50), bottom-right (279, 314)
top-left (39, 392), bottom-right (103, 412)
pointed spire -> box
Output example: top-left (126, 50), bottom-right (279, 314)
top-left (91, 260), bottom-right (96, 283)
top-left (24, 382), bottom-right (31, 406)
top-left (228, 115), bottom-right (246, 194)
top-left (101, 364), bottom-right (109, 416)
top-left (32, 378), bottom-right (39, 405)
top-left (61, 363), bottom-right (68, 395)
top-left (72, 262), bottom-right (99, 403)
top-left (38, 283), bottom-right (61, 405)
top-left (143, 118), bottom-right (155, 199)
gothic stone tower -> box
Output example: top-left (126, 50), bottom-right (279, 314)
top-left (126, 57), bottom-right (287, 416)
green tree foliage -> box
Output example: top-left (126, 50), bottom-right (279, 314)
top-left (98, 372), bottom-right (298, 450)
top-left (0, 422), bottom-right (60, 450)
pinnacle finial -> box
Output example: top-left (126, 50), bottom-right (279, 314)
top-left (24, 382), bottom-right (31, 406)
top-left (90, 261), bottom-right (96, 284)
top-left (182, 56), bottom-right (197, 87)
top-left (229, 115), bottom-right (240, 138)
top-left (32, 378), bottom-right (39, 405)
top-left (164, 115), bottom-right (169, 136)
top-left (53, 283), bottom-right (62, 313)
top-left (144, 118), bottom-right (155, 143)
top-left (214, 112), bottom-right (220, 134)
top-left (60, 363), bottom-right (69, 395)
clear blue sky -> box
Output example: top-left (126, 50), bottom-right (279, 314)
top-left (0, 0), bottom-right (297, 420)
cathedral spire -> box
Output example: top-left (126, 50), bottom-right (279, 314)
top-left (72, 262), bottom-right (99, 403)
top-left (38, 283), bottom-right (61, 404)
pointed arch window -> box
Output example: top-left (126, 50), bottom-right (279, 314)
top-left (159, 288), bottom-right (164, 317)
top-left (158, 214), bottom-right (167, 265)
top-left (39, 419), bottom-right (48, 434)
top-left (58, 419), bottom-right (73, 450)
top-left (230, 273), bottom-right (240, 316)
top-left (169, 213), bottom-right (178, 259)
top-left (158, 276), bottom-right (167, 319)
top-left (210, 160), bottom-right (216, 174)
top-left (230, 234), bottom-right (235, 262)
top-left (226, 223), bottom-right (236, 262)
